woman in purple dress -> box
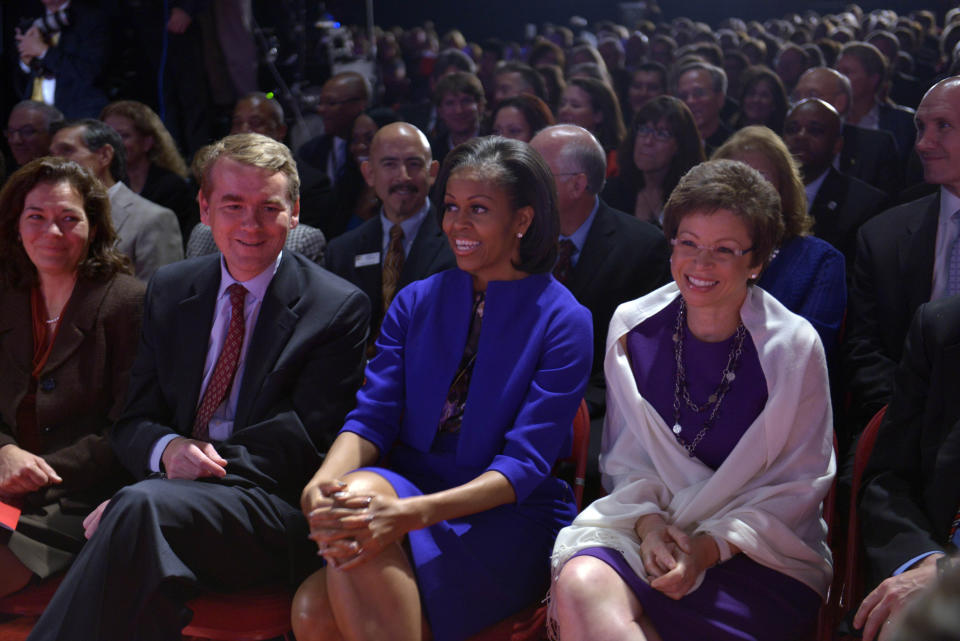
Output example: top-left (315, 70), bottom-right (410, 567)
top-left (550, 160), bottom-right (835, 641)
top-left (293, 136), bottom-right (592, 641)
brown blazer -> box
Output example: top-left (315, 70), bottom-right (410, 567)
top-left (0, 273), bottom-right (145, 503)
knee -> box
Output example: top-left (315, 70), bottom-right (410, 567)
top-left (340, 470), bottom-right (397, 498)
top-left (554, 556), bottom-right (611, 611)
top-left (291, 570), bottom-right (340, 641)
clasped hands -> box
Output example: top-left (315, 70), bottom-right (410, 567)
top-left (303, 479), bottom-right (414, 571)
top-left (14, 26), bottom-right (48, 65)
top-left (635, 516), bottom-right (719, 600)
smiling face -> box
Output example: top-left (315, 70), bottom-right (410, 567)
top-left (493, 72), bottom-right (529, 105)
top-left (19, 180), bottom-right (91, 278)
top-left (783, 101), bottom-right (842, 180)
top-left (437, 91), bottom-right (481, 137)
top-left (628, 70), bottom-right (665, 113)
top-left (671, 209), bottom-right (758, 316)
top-left (441, 169), bottom-right (533, 290)
top-left (492, 106), bottom-right (533, 142)
top-left (199, 157), bottom-right (298, 282)
top-left (362, 123), bottom-right (437, 223)
top-left (915, 81), bottom-right (960, 195)
top-left (676, 69), bottom-right (724, 137)
top-left (557, 85), bottom-right (601, 133)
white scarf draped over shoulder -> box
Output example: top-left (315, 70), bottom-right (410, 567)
top-left (551, 282), bottom-right (835, 598)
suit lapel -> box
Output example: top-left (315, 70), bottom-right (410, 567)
top-left (565, 202), bottom-right (614, 295)
top-left (899, 193), bottom-right (939, 311)
top-left (400, 210), bottom-right (445, 287)
top-left (173, 259), bottom-right (221, 431)
top-left (810, 168), bottom-right (844, 240)
top-left (110, 189), bottom-right (132, 236)
top-left (354, 219), bottom-right (384, 320)
top-left (233, 254), bottom-right (300, 428)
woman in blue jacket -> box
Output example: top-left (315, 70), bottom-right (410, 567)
top-left (293, 136), bottom-right (593, 641)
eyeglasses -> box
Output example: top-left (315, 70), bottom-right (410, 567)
top-left (636, 125), bottom-right (674, 141)
top-left (670, 237), bottom-right (754, 262)
top-left (4, 125), bottom-right (39, 139)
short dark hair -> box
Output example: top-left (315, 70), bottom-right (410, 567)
top-left (52, 118), bottom-right (127, 183)
top-left (433, 72), bottom-right (486, 108)
top-left (432, 48), bottom-right (476, 80)
top-left (634, 62), bottom-right (668, 90)
top-left (0, 157), bottom-right (131, 288)
top-left (433, 136), bottom-right (559, 274)
top-left (495, 62), bottom-right (547, 101)
top-left (10, 100), bottom-right (64, 132)
top-left (565, 76), bottom-right (626, 151)
top-left (663, 159), bottom-right (784, 275)
top-left (734, 66), bottom-right (789, 133)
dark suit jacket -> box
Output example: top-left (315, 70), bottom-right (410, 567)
top-left (843, 192), bottom-right (938, 431)
top-left (110, 252), bottom-right (370, 506)
top-left (17, 2), bottom-right (108, 119)
top-left (563, 200), bottom-right (671, 415)
top-left (0, 274), bottom-right (144, 502)
top-left (859, 296), bottom-right (960, 588)
top-left (877, 102), bottom-right (917, 163)
top-left (294, 134), bottom-right (336, 236)
top-left (840, 123), bottom-right (902, 195)
top-left (809, 167), bottom-right (888, 269)
top-left (323, 210), bottom-right (456, 331)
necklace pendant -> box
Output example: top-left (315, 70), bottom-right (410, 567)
top-left (672, 423), bottom-right (682, 435)
top-left (725, 371), bottom-right (736, 382)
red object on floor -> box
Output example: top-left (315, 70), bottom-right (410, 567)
top-left (0, 500), bottom-right (20, 532)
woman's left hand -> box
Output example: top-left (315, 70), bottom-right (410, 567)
top-left (649, 534), bottom-right (719, 600)
top-left (308, 489), bottom-right (423, 570)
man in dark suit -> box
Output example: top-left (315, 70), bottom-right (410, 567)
top-left (783, 98), bottom-right (887, 268)
top-left (14, 0), bottom-right (108, 120)
top-left (25, 133), bottom-right (370, 640)
top-left (324, 122), bottom-right (455, 338)
top-left (530, 124), bottom-right (670, 420)
top-left (853, 296), bottom-right (960, 641)
top-left (296, 72), bottom-right (369, 235)
top-left (792, 67), bottom-right (902, 195)
top-left (844, 76), bottom-right (960, 435)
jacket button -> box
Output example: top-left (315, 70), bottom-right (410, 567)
top-left (44, 426), bottom-right (53, 433)
top-left (39, 377), bottom-right (56, 392)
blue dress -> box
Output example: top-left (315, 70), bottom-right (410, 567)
top-left (341, 269), bottom-right (592, 641)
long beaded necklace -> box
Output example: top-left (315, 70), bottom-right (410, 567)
top-left (671, 298), bottom-right (746, 456)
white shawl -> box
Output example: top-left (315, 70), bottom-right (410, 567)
top-left (551, 283), bottom-right (835, 598)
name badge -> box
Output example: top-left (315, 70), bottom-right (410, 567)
top-left (355, 252), bottom-right (380, 268)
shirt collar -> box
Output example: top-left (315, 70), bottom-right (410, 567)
top-left (939, 186), bottom-right (960, 223)
top-left (804, 168), bottom-right (831, 211)
top-left (217, 251), bottom-right (282, 303)
top-left (380, 197), bottom-right (431, 244)
top-left (559, 197), bottom-right (600, 252)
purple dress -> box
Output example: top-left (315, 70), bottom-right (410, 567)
top-left (575, 297), bottom-right (821, 641)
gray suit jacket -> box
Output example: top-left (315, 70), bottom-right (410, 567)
top-left (109, 182), bottom-right (184, 282)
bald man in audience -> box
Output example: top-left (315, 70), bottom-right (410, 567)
top-left (844, 76), bottom-right (960, 434)
top-left (783, 98), bottom-right (887, 267)
top-left (323, 122), bottom-right (455, 340)
top-left (793, 67), bottom-right (901, 194)
top-left (230, 92), bottom-right (287, 142)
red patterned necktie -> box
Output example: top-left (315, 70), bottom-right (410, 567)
top-left (382, 224), bottom-right (405, 311)
top-left (192, 283), bottom-right (247, 440)
top-left (553, 239), bottom-right (576, 284)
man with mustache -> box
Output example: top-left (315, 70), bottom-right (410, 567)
top-left (324, 122), bottom-right (456, 341)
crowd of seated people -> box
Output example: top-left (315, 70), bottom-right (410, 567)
top-left (2, 2), bottom-right (960, 640)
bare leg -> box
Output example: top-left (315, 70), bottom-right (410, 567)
top-left (554, 555), bottom-right (662, 641)
top-left (300, 470), bottom-right (428, 641)
top-left (0, 544), bottom-right (33, 598)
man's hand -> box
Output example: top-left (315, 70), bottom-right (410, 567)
top-left (854, 553), bottom-right (941, 641)
top-left (16, 26), bottom-right (48, 61)
top-left (0, 444), bottom-right (62, 495)
top-left (160, 437), bottom-right (227, 480)
top-left (166, 8), bottom-right (192, 34)
top-left (83, 499), bottom-right (111, 539)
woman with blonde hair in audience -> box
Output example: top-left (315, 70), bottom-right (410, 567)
top-left (292, 136), bottom-right (591, 641)
top-left (551, 159), bottom-right (834, 641)
top-left (100, 100), bottom-right (197, 242)
top-left (558, 77), bottom-right (627, 175)
top-left (0, 157), bottom-right (144, 597)
top-left (712, 125), bottom-right (846, 353)
top-left (603, 96), bottom-right (705, 225)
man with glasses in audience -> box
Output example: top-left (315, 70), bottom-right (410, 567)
top-left (4, 100), bottom-right (63, 169)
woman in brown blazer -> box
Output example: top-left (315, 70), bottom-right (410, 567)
top-left (0, 157), bottom-right (145, 596)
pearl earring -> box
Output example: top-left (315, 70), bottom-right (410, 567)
top-left (750, 273), bottom-right (758, 279)
top-left (517, 232), bottom-right (523, 239)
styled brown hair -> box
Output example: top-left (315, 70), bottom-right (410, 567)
top-left (100, 100), bottom-right (188, 177)
top-left (663, 159), bottom-right (784, 274)
top-left (194, 133), bottom-right (300, 205)
top-left (0, 157), bottom-right (131, 288)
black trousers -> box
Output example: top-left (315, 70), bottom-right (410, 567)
top-left (25, 477), bottom-right (314, 641)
